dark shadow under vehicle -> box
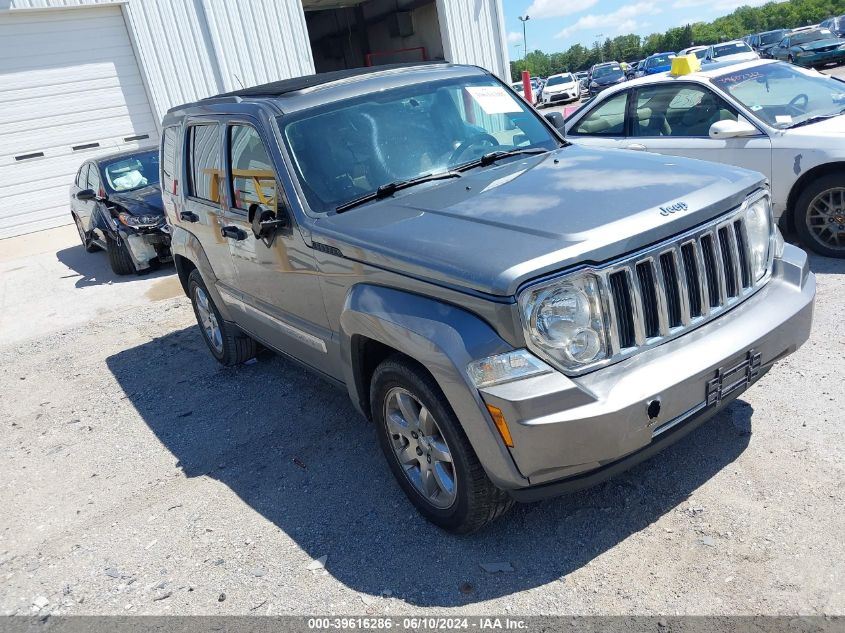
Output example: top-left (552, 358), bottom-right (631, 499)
top-left (106, 326), bottom-right (754, 607)
top-left (56, 244), bottom-right (173, 289)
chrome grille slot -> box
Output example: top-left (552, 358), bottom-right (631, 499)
top-left (659, 252), bottom-right (682, 328)
top-left (635, 262), bottom-right (660, 339)
top-left (734, 221), bottom-right (751, 288)
top-left (591, 197), bottom-right (771, 369)
top-left (609, 271), bottom-right (635, 349)
top-left (680, 242), bottom-right (702, 318)
top-left (700, 233), bottom-right (722, 308)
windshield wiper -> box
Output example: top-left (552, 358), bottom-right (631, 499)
top-left (455, 147), bottom-right (549, 172)
top-left (788, 108), bottom-right (845, 129)
top-left (335, 171), bottom-right (461, 213)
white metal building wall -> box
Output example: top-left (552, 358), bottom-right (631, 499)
top-left (436, 0), bottom-right (510, 81)
top-left (5, 0), bottom-right (316, 121)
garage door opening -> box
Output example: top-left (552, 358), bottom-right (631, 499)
top-left (303, 0), bottom-right (445, 73)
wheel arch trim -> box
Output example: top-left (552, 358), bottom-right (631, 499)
top-left (339, 283), bottom-right (528, 489)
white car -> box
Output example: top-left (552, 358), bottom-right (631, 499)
top-left (539, 72), bottom-right (581, 107)
top-left (704, 40), bottom-right (760, 64)
top-left (563, 59), bottom-right (845, 257)
top-left (678, 45), bottom-right (708, 60)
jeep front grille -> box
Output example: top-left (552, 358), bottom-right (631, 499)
top-left (601, 204), bottom-right (768, 357)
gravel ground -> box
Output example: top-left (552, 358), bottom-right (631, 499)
top-left (1, 219), bottom-right (844, 617)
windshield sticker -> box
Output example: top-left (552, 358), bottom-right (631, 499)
top-left (776, 115), bottom-right (793, 124)
top-left (465, 86), bottom-right (522, 114)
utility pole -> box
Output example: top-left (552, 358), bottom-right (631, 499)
top-left (519, 15), bottom-right (530, 59)
top-left (595, 33), bottom-right (605, 62)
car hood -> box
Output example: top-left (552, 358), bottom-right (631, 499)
top-left (787, 113), bottom-right (845, 136)
top-left (545, 83), bottom-right (576, 91)
top-left (109, 184), bottom-right (164, 216)
top-left (799, 38), bottom-right (844, 50)
top-left (312, 145), bottom-right (764, 297)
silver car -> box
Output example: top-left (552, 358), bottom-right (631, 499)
top-left (162, 63), bottom-right (814, 532)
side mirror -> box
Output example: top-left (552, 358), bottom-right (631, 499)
top-left (76, 188), bottom-right (97, 201)
top-left (709, 119), bottom-right (759, 139)
top-left (544, 111), bottom-right (566, 132)
top-left (249, 203), bottom-right (289, 243)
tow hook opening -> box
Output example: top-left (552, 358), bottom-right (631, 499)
top-left (647, 398), bottom-right (662, 420)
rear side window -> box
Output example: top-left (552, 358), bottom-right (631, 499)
top-left (75, 165), bottom-right (87, 188)
top-left (161, 126), bottom-right (178, 194)
top-left (228, 125), bottom-right (277, 211)
top-left (187, 124), bottom-right (220, 203)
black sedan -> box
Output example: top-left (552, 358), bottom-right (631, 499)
top-left (70, 148), bottom-right (171, 275)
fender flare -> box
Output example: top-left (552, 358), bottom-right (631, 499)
top-left (339, 284), bottom-right (528, 489)
top-left (170, 226), bottom-right (235, 322)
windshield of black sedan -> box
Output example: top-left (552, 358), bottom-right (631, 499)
top-left (761, 30), bottom-right (785, 45)
top-left (280, 76), bottom-right (557, 213)
top-left (593, 65), bottom-right (623, 79)
top-left (103, 151), bottom-right (159, 193)
top-left (712, 62), bottom-right (845, 128)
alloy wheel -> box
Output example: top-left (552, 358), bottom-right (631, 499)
top-left (806, 187), bottom-right (845, 253)
top-left (384, 387), bottom-right (457, 509)
top-left (194, 286), bottom-right (224, 354)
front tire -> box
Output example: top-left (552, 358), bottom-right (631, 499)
top-left (106, 235), bottom-right (135, 275)
top-left (371, 357), bottom-right (513, 533)
top-left (187, 269), bottom-right (257, 365)
top-left (795, 174), bottom-right (845, 258)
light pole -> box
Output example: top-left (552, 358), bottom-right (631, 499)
top-left (595, 33), bottom-right (605, 62)
top-left (518, 15), bottom-right (530, 59)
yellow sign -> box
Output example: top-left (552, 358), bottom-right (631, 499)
top-left (670, 54), bottom-right (702, 77)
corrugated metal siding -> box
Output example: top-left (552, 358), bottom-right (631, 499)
top-left (201, 0), bottom-right (314, 93)
top-left (436, 0), bottom-right (510, 81)
top-left (6, 0), bottom-right (315, 120)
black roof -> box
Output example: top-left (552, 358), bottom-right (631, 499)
top-left (210, 61), bottom-right (449, 100)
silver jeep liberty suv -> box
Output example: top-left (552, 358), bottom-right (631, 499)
top-left (161, 63), bottom-right (815, 532)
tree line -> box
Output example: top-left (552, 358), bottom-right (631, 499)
top-left (510, 0), bottom-right (845, 80)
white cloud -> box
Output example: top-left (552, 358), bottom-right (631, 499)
top-left (524, 0), bottom-right (598, 19)
top-left (555, 2), bottom-right (659, 39)
top-left (507, 31), bottom-right (523, 44)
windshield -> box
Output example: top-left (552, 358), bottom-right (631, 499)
top-left (761, 30), bottom-right (784, 45)
top-left (547, 74), bottom-right (573, 86)
top-left (646, 54), bottom-right (673, 68)
top-left (593, 65), bottom-right (623, 79)
top-left (713, 42), bottom-right (753, 57)
top-left (279, 75), bottom-right (558, 213)
top-left (103, 150), bottom-right (159, 193)
top-left (712, 62), bottom-right (845, 128)
top-left (792, 29), bottom-right (835, 44)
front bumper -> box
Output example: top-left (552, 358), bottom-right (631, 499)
top-left (543, 90), bottom-right (578, 104)
top-left (479, 244), bottom-right (815, 499)
top-left (797, 49), bottom-right (845, 65)
top-left (117, 225), bottom-right (172, 271)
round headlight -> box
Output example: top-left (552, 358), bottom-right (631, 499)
top-left (744, 196), bottom-right (771, 281)
top-left (535, 285), bottom-right (592, 346)
top-left (522, 275), bottom-right (608, 369)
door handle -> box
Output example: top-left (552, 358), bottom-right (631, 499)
top-left (180, 211), bottom-right (199, 223)
top-left (626, 143), bottom-right (647, 151)
top-left (221, 225), bottom-right (247, 241)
